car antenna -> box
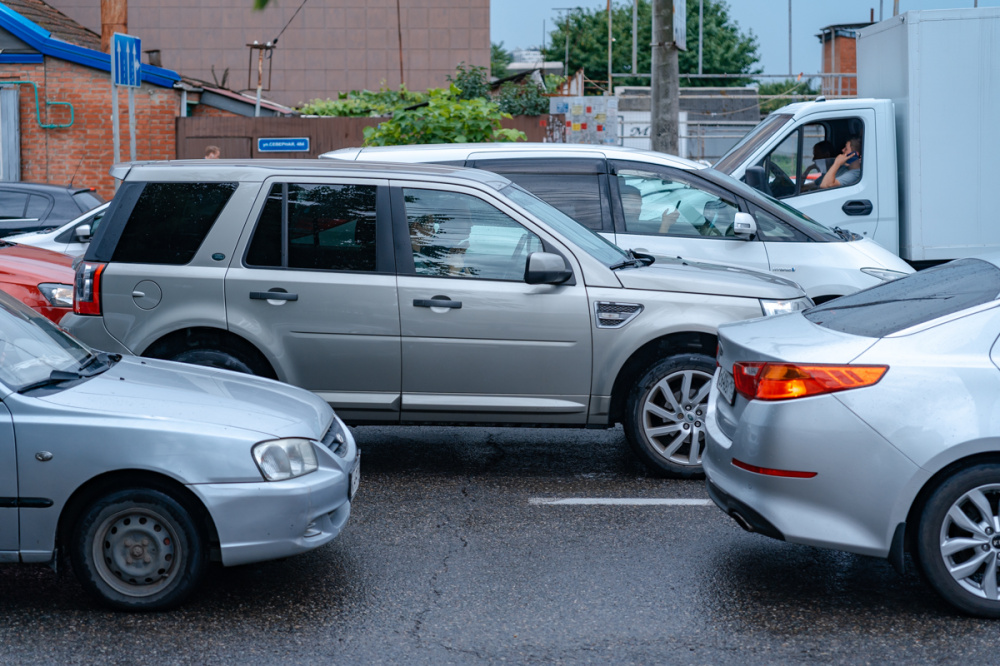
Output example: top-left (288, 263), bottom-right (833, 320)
top-left (67, 154), bottom-right (86, 187)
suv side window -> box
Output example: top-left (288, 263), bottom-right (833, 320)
top-left (246, 183), bottom-right (378, 272)
top-left (111, 182), bottom-right (237, 264)
top-left (402, 188), bottom-right (543, 281)
top-left (748, 204), bottom-right (809, 242)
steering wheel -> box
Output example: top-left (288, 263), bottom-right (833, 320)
top-left (765, 160), bottom-right (795, 198)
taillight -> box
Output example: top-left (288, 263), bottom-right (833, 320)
top-left (73, 261), bottom-right (106, 315)
top-left (733, 362), bottom-right (887, 401)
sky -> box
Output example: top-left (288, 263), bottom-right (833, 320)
top-left (491, 0), bottom-right (998, 79)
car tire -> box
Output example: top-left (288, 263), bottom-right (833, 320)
top-left (916, 464), bottom-right (1000, 617)
top-left (70, 488), bottom-right (207, 611)
top-left (169, 347), bottom-right (260, 376)
top-left (623, 354), bottom-right (715, 479)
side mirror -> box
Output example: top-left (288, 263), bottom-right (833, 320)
top-left (732, 212), bottom-right (757, 239)
top-left (745, 166), bottom-right (771, 196)
top-left (524, 252), bottom-right (573, 285)
top-left (74, 223), bottom-right (92, 242)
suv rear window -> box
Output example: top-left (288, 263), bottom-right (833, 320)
top-left (111, 183), bottom-right (237, 264)
top-left (805, 259), bottom-right (1000, 337)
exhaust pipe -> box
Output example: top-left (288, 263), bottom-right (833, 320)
top-left (730, 511), bottom-right (754, 533)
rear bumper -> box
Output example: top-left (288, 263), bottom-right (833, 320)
top-left (706, 477), bottom-right (784, 541)
top-left (59, 313), bottom-right (133, 354)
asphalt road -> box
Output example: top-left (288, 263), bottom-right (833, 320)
top-left (1, 425), bottom-right (995, 664)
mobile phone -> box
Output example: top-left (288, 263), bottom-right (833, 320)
top-left (845, 152), bottom-right (859, 165)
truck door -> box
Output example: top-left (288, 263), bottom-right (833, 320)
top-left (0, 401), bottom-right (16, 556)
top-left (751, 109), bottom-right (882, 245)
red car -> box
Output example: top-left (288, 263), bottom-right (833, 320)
top-left (0, 241), bottom-right (74, 324)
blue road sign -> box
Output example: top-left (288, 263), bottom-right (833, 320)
top-left (112, 33), bottom-right (142, 88)
top-left (258, 137), bottom-right (311, 153)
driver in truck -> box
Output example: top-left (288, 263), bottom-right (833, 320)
top-left (820, 137), bottom-right (862, 189)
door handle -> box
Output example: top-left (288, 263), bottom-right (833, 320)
top-left (413, 297), bottom-right (462, 309)
top-left (842, 200), bottom-right (873, 216)
top-left (250, 290), bottom-right (298, 301)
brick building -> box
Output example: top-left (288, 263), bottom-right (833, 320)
top-left (817, 23), bottom-right (872, 98)
top-left (0, 0), bottom-right (180, 197)
top-left (46, 0), bottom-right (491, 108)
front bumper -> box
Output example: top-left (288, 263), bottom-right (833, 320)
top-left (190, 439), bottom-right (358, 566)
top-left (703, 376), bottom-right (922, 559)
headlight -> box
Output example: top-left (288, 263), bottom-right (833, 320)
top-left (38, 283), bottom-right (74, 307)
top-left (861, 267), bottom-right (908, 282)
top-left (760, 297), bottom-right (813, 317)
top-left (252, 438), bottom-right (318, 481)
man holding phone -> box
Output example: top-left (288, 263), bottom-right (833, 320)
top-left (819, 136), bottom-right (862, 189)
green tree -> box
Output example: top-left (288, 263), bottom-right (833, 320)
top-left (492, 42), bottom-right (512, 79)
top-left (447, 63), bottom-right (491, 100)
top-left (543, 0), bottom-right (759, 90)
top-left (757, 77), bottom-right (820, 115)
top-left (362, 85), bottom-right (526, 146)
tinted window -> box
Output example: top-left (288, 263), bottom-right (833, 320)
top-left (25, 195), bottom-right (49, 220)
top-left (617, 170), bottom-right (741, 239)
top-left (246, 183), bottom-right (377, 272)
top-left (749, 204), bottom-right (809, 243)
top-left (112, 183), bottom-right (237, 264)
top-left (805, 259), bottom-right (1000, 338)
top-left (502, 173), bottom-right (606, 230)
top-left (0, 191), bottom-right (27, 219)
top-left (403, 188), bottom-right (543, 281)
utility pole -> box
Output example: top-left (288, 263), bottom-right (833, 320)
top-left (651, 0), bottom-right (679, 154)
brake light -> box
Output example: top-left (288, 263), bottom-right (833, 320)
top-left (732, 458), bottom-right (817, 478)
top-left (733, 362), bottom-right (887, 401)
top-left (73, 261), bottom-right (106, 316)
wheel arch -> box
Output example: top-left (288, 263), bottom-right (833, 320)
top-left (609, 330), bottom-right (717, 424)
top-left (141, 326), bottom-right (278, 379)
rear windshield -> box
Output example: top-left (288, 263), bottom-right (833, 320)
top-left (804, 259), bottom-right (1000, 337)
top-left (73, 190), bottom-right (104, 211)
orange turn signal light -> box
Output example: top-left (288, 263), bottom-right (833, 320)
top-left (733, 362), bottom-right (887, 401)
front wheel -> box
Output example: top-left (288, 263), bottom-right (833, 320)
top-left (916, 464), bottom-right (1000, 617)
top-left (623, 354), bottom-right (716, 478)
top-left (70, 488), bottom-right (208, 611)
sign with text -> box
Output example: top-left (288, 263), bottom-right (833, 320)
top-left (112, 33), bottom-right (142, 88)
top-left (257, 137), bottom-right (310, 153)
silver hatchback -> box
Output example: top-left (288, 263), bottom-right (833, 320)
top-left (0, 289), bottom-right (359, 610)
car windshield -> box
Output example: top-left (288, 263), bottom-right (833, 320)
top-left (0, 290), bottom-right (93, 391)
top-left (714, 113), bottom-right (795, 175)
top-left (502, 184), bottom-right (630, 267)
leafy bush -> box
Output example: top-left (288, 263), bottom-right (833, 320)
top-left (496, 81), bottom-right (549, 116)
top-left (362, 85), bottom-right (526, 146)
top-left (447, 63), bottom-right (490, 101)
top-left (299, 86), bottom-right (427, 117)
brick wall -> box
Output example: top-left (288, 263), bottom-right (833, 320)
top-left (822, 35), bottom-right (859, 97)
top-left (190, 103), bottom-right (239, 118)
top-left (8, 57), bottom-right (179, 198)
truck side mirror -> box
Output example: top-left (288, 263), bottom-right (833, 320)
top-left (524, 252), bottom-right (573, 285)
top-left (732, 212), bottom-right (757, 239)
top-left (745, 166), bottom-right (772, 197)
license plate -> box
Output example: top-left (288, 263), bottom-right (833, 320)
top-left (717, 368), bottom-right (736, 405)
top-left (349, 453), bottom-right (360, 501)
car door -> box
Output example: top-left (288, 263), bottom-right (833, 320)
top-left (225, 178), bottom-right (402, 423)
top-left (391, 183), bottom-right (593, 423)
top-left (0, 400), bottom-right (16, 556)
top-left (608, 161), bottom-right (770, 272)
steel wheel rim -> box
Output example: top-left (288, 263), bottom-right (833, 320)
top-left (939, 483), bottom-right (1000, 601)
top-left (92, 506), bottom-right (180, 598)
top-left (640, 368), bottom-right (714, 467)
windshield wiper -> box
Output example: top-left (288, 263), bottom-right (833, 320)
top-left (16, 352), bottom-right (120, 394)
top-left (832, 226), bottom-right (856, 241)
top-left (609, 249), bottom-right (645, 271)
top-left (17, 369), bottom-right (87, 394)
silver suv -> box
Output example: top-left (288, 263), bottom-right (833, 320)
top-left (62, 160), bottom-right (809, 477)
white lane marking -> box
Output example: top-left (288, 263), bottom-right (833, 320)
top-left (529, 498), bottom-right (713, 506)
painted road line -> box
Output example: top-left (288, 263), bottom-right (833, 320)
top-left (529, 498), bottom-right (713, 506)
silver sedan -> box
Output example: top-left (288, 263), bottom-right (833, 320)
top-left (705, 256), bottom-right (1000, 617)
top-left (0, 290), bottom-right (359, 610)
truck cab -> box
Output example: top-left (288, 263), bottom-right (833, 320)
top-left (714, 98), bottom-right (899, 255)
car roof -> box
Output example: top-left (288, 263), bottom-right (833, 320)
top-left (116, 159), bottom-right (514, 189)
top-left (322, 143), bottom-right (706, 170)
top-left (0, 182), bottom-right (86, 195)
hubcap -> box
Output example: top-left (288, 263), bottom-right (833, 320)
top-left (640, 369), bottom-right (713, 467)
top-left (939, 483), bottom-right (1000, 601)
top-left (92, 506), bottom-right (180, 598)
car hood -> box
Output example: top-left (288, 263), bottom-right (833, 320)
top-left (0, 242), bottom-right (73, 283)
top-left (615, 256), bottom-right (805, 299)
top-left (39, 356), bottom-right (333, 440)
top-left (848, 238), bottom-right (915, 274)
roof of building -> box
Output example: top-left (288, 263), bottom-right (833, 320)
top-left (0, 0), bottom-right (178, 87)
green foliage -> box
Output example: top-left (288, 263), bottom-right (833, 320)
top-left (362, 85), bottom-right (526, 146)
top-left (448, 63), bottom-right (491, 100)
top-left (543, 74), bottom-right (567, 94)
top-left (299, 86), bottom-right (427, 117)
top-left (496, 81), bottom-right (550, 116)
top-left (492, 42), bottom-right (512, 79)
top-left (543, 0), bottom-right (760, 90)
top-left (757, 78), bottom-right (820, 115)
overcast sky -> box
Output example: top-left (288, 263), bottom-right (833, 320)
top-left (491, 0), bottom-right (997, 78)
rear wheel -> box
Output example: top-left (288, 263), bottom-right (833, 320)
top-left (623, 354), bottom-right (715, 478)
top-left (917, 464), bottom-right (1000, 617)
top-left (170, 347), bottom-right (258, 375)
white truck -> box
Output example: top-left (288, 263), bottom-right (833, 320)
top-left (714, 8), bottom-right (1000, 267)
